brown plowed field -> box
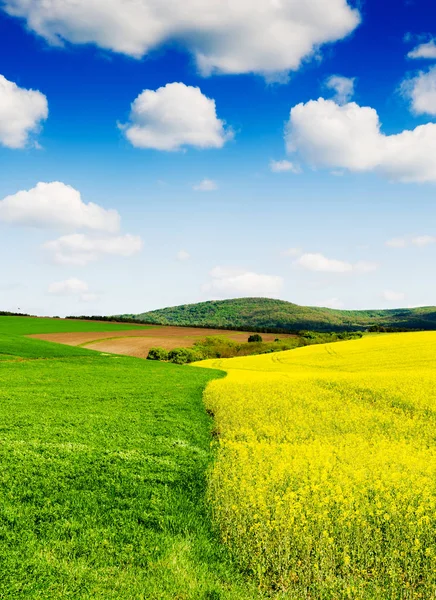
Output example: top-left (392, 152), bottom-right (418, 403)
top-left (30, 326), bottom-right (294, 359)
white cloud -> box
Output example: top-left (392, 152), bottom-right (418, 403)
top-left (412, 235), bottom-right (436, 247)
top-left (203, 266), bottom-right (284, 298)
top-left (295, 252), bottom-right (377, 274)
top-left (48, 278), bottom-right (99, 302)
top-left (193, 179), bottom-right (218, 191)
top-left (176, 250), bottom-right (190, 261)
top-left (386, 237), bottom-right (407, 248)
top-left (48, 278), bottom-right (88, 295)
top-left (43, 233), bottom-right (142, 265)
top-left (270, 160), bottom-right (301, 173)
top-left (286, 98), bottom-right (436, 183)
top-left (402, 66), bottom-right (436, 116)
top-left (296, 253), bottom-right (353, 273)
top-left (325, 74), bottom-right (355, 104)
top-left (382, 290), bottom-right (406, 302)
top-left (0, 182), bottom-right (120, 232)
top-left (408, 40), bottom-right (436, 60)
top-left (122, 83), bottom-right (231, 151)
top-left (3, 0), bottom-right (360, 78)
top-left (0, 74), bottom-right (48, 148)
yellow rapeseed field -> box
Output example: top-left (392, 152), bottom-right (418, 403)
top-left (196, 333), bottom-right (436, 599)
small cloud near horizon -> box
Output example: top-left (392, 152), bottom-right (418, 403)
top-left (202, 266), bottom-right (284, 298)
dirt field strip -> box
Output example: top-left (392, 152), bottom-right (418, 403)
top-left (30, 326), bottom-right (295, 360)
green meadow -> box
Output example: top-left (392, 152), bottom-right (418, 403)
top-left (0, 317), bottom-right (257, 599)
top-left (0, 316), bottom-right (148, 336)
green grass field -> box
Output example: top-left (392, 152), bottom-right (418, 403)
top-left (0, 317), bottom-right (257, 599)
top-left (0, 316), bottom-right (149, 336)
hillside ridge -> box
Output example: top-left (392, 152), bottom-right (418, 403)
top-left (125, 297), bottom-right (436, 333)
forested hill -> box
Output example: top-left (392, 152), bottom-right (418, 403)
top-left (126, 298), bottom-right (436, 333)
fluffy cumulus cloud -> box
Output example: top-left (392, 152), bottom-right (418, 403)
top-left (193, 179), bottom-right (218, 191)
top-left (270, 160), bottom-right (301, 174)
top-left (295, 252), bottom-right (377, 274)
top-left (286, 98), bottom-right (436, 183)
top-left (402, 66), bottom-right (436, 116)
top-left (123, 83), bottom-right (231, 151)
top-left (202, 266), bottom-right (284, 298)
top-left (408, 40), bottom-right (436, 60)
top-left (382, 290), bottom-right (406, 303)
top-left (0, 182), bottom-right (120, 231)
top-left (44, 233), bottom-right (143, 265)
top-left (324, 75), bottom-right (355, 104)
top-left (2, 0), bottom-right (360, 77)
top-left (0, 74), bottom-right (48, 148)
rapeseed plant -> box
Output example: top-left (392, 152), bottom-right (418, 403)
top-left (197, 333), bottom-right (436, 598)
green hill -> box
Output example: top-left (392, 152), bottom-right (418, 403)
top-left (128, 297), bottom-right (436, 333)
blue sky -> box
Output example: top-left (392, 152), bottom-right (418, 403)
top-left (0, 0), bottom-right (435, 316)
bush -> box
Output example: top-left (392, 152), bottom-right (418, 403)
top-left (248, 334), bottom-right (263, 343)
top-left (147, 347), bottom-right (169, 361)
top-left (168, 347), bottom-right (202, 365)
top-left (193, 336), bottom-right (238, 359)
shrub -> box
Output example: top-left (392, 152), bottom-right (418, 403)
top-left (248, 334), bottom-right (263, 343)
top-left (193, 336), bottom-right (238, 359)
top-left (168, 347), bottom-right (202, 365)
top-left (147, 347), bottom-right (169, 361)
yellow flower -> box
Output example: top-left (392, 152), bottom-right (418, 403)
top-left (199, 332), bottom-right (436, 595)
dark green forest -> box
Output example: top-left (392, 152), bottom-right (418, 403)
top-left (124, 297), bottom-right (436, 333)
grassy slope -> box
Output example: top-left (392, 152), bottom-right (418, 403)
top-left (131, 297), bottom-right (436, 332)
top-left (0, 316), bottom-right (149, 335)
top-left (0, 318), bottom-right (257, 599)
